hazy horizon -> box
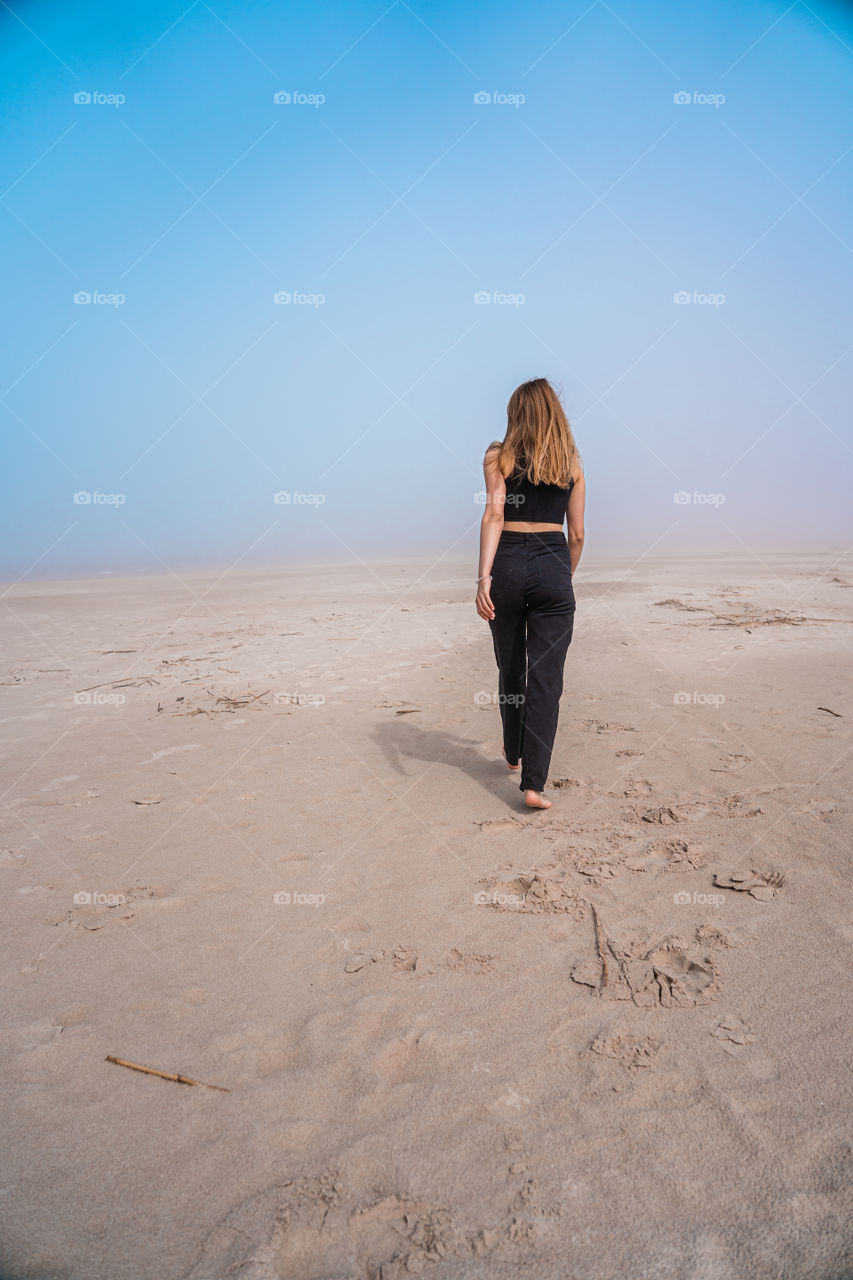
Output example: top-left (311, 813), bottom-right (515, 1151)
top-left (4, 544), bottom-right (853, 593)
top-left (3, 0), bottom-right (853, 584)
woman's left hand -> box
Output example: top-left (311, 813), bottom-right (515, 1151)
top-left (475, 575), bottom-right (495, 621)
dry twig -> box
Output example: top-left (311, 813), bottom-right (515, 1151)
top-left (105, 1055), bottom-right (229, 1092)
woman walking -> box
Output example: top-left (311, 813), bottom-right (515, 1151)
top-left (476, 378), bottom-right (585, 810)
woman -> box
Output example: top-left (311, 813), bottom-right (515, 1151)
top-left (475, 378), bottom-right (585, 810)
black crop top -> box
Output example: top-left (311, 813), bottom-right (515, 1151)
top-left (503, 465), bottom-right (574, 525)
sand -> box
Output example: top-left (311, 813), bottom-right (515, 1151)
top-left (1, 552), bottom-right (851, 1280)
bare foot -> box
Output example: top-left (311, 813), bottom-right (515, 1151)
top-left (502, 747), bottom-right (520, 771)
top-left (525, 790), bottom-right (551, 809)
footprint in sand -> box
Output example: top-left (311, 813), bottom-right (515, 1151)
top-left (344, 950), bottom-right (385, 973)
top-left (622, 777), bottom-right (654, 797)
top-left (578, 719), bottom-right (638, 734)
top-left (343, 945), bottom-right (421, 974)
top-left (374, 1017), bottom-right (476, 1085)
top-left (188, 1153), bottom-right (567, 1279)
top-left (392, 945), bottom-right (418, 972)
top-left (639, 794), bottom-right (765, 825)
top-left (792, 798), bottom-right (842, 818)
top-left (711, 1018), bottom-right (778, 1082)
top-left (442, 947), bottom-right (495, 975)
top-left (710, 753), bottom-right (751, 774)
top-left (588, 1028), bottom-right (663, 1072)
top-left (624, 837), bottom-right (705, 874)
top-left (48, 884), bottom-right (179, 933)
top-left (639, 805), bottom-right (684, 825)
top-left (572, 932), bottom-right (719, 1008)
top-left (713, 865), bottom-right (786, 901)
top-left (478, 872), bottom-right (588, 918)
top-left (574, 857), bottom-right (620, 885)
top-left (694, 922), bottom-right (743, 949)
top-left (476, 816), bottom-right (525, 834)
top-left (187, 1175), bottom-right (462, 1280)
top-left (711, 1017), bottom-right (754, 1051)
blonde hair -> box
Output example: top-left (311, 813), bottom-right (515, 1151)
top-left (492, 378), bottom-right (579, 487)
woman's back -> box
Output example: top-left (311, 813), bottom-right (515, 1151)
top-left (503, 463), bottom-right (575, 526)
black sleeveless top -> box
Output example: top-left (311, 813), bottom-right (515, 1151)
top-left (504, 460), bottom-right (574, 525)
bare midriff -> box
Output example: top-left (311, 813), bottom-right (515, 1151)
top-left (502, 521), bottom-right (564, 533)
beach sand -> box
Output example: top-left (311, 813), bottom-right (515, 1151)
top-left (1, 552), bottom-right (851, 1279)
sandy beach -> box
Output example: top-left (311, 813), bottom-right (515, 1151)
top-left (1, 551), bottom-right (851, 1279)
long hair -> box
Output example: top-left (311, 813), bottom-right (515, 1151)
top-left (495, 378), bottom-right (579, 487)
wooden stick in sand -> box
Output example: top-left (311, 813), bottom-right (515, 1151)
top-left (106, 1055), bottom-right (230, 1092)
top-left (591, 904), bottom-right (608, 990)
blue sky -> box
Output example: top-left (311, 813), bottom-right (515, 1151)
top-left (2, 0), bottom-right (852, 579)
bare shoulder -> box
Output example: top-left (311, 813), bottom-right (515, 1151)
top-left (483, 440), bottom-right (502, 466)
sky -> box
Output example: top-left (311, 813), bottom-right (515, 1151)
top-left (2, 0), bottom-right (853, 581)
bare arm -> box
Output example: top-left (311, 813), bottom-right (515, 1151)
top-left (475, 443), bottom-right (505, 621)
top-left (567, 468), bottom-right (585, 575)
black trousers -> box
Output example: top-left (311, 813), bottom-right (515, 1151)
top-left (487, 530), bottom-right (576, 792)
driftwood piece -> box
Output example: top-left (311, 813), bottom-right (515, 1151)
top-left (77, 676), bottom-right (162, 692)
top-left (591, 904), bottom-right (608, 989)
top-left (105, 1055), bottom-right (229, 1092)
